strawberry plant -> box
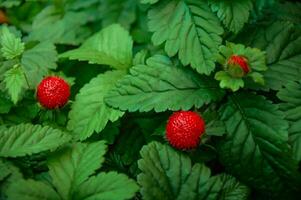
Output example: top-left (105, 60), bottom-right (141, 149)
top-left (0, 0), bottom-right (301, 200)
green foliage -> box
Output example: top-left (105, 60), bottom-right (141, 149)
top-left (6, 179), bottom-right (61, 200)
top-left (138, 142), bottom-right (249, 200)
top-left (277, 81), bottom-right (301, 161)
top-left (1, 1), bottom-right (301, 199)
top-left (3, 67), bottom-right (27, 104)
top-left (218, 92), bottom-right (301, 193)
top-left (61, 24), bottom-right (133, 69)
top-left (209, 0), bottom-right (253, 34)
top-left (237, 21), bottom-right (301, 91)
top-left (0, 124), bottom-right (71, 157)
top-left (141, 0), bottom-right (159, 5)
top-left (0, 0), bottom-right (21, 8)
top-left (99, 0), bottom-right (137, 29)
top-left (21, 42), bottom-right (58, 88)
top-left (27, 6), bottom-right (91, 45)
top-left (105, 55), bottom-right (225, 112)
top-left (215, 42), bottom-right (267, 91)
top-left (67, 70), bottom-right (125, 140)
top-left (4, 141), bottom-right (138, 200)
top-left (48, 141), bottom-right (107, 200)
top-left (0, 26), bottom-right (24, 60)
top-left (148, 0), bottom-right (224, 75)
top-left (73, 172), bottom-right (139, 200)
top-left (216, 174), bottom-right (250, 200)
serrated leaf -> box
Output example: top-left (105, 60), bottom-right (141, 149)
top-left (209, 0), bottom-right (253, 33)
top-left (133, 49), bottom-right (148, 65)
top-left (3, 67), bottom-right (27, 104)
top-left (237, 21), bottom-right (301, 90)
top-left (216, 174), bottom-right (250, 200)
top-left (218, 92), bottom-right (301, 192)
top-left (137, 141), bottom-right (223, 200)
top-left (21, 42), bottom-right (58, 88)
top-left (277, 81), bottom-right (301, 161)
top-left (215, 71), bottom-right (244, 92)
top-left (48, 141), bottom-right (107, 200)
top-left (148, 0), bottom-right (223, 75)
top-left (0, 124), bottom-right (71, 157)
top-left (67, 70), bottom-right (125, 140)
top-left (105, 55), bottom-right (225, 112)
top-left (61, 24), bottom-right (133, 69)
top-left (0, 26), bottom-right (24, 60)
top-left (73, 172), bottom-right (139, 200)
top-left (6, 179), bottom-right (60, 200)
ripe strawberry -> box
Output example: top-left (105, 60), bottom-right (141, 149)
top-left (37, 76), bottom-right (70, 109)
top-left (227, 55), bottom-right (250, 77)
top-left (166, 111), bottom-right (205, 150)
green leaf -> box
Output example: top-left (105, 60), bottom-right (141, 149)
top-left (3, 67), bottom-right (27, 104)
top-left (0, 26), bottom-right (24, 60)
top-left (209, 0), bottom-right (253, 33)
top-left (148, 0), bottom-right (223, 75)
top-left (99, 0), bottom-right (137, 29)
top-left (0, 159), bottom-right (11, 181)
top-left (21, 42), bottom-right (58, 88)
top-left (0, 159), bottom-right (23, 195)
top-left (206, 120), bottom-right (226, 137)
top-left (73, 172), bottom-right (139, 200)
top-left (48, 141), bottom-right (107, 200)
top-left (0, 0), bottom-right (21, 8)
top-left (237, 21), bottom-right (301, 90)
top-left (27, 6), bottom-right (91, 45)
top-left (215, 71), bottom-right (244, 92)
top-left (6, 179), bottom-right (60, 200)
top-left (61, 24), bottom-right (133, 69)
top-left (0, 124), bottom-right (71, 157)
top-left (218, 92), bottom-right (301, 192)
top-left (138, 141), bottom-right (223, 200)
top-left (67, 70), bottom-right (125, 140)
top-left (277, 81), bottom-right (301, 161)
top-left (133, 49), bottom-right (148, 66)
top-left (105, 55), bottom-right (225, 112)
top-left (141, 0), bottom-right (159, 4)
top-left (66, 0), bottom-right (99, 10)
top-left (216, 174), bottom-right (250, 200)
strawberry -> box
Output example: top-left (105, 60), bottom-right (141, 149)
top-left (227, 55), bottom-right (250, 77)
top-left (0, 10), bottom-right (8, 24)
top-left (166, 111), bottom-right (205, 150)
top-left (37, 76), bottom-right (70, 109)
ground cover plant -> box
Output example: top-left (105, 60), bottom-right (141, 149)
top-left (0, 0), bottom-right (301, 199)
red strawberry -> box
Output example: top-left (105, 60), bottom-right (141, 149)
top-left (166, 111), bottom-right (205, 150)
top-left (37, 76), bottom-right (70, 109)
top-left (227, 55), bottom-right (250, 76)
